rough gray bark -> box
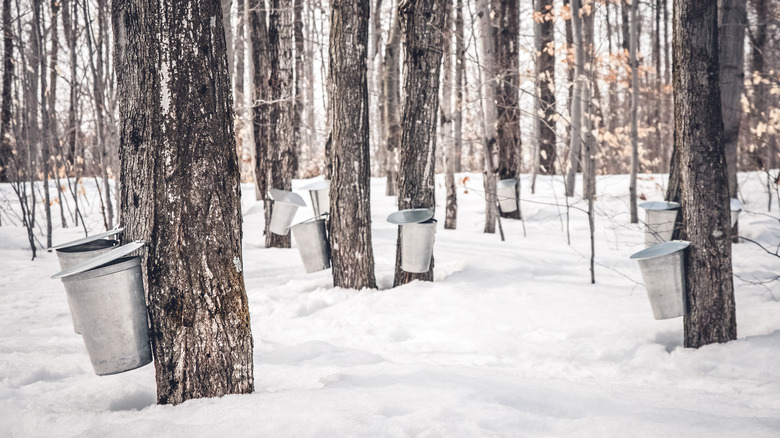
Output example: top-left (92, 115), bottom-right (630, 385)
top-left (674, 0), bottom-right (737, 348)
top-left (564, 0), bottom-right (584, 198)
top-left (293, 0), bottom-right (304, 176)
top-left (535, 0), bottom-right (556, 179)
top-left (581, 5), bottom-right (596, 201)
top-left (0, 0), bottom-right (12, 184)
top-left (113, 0), bottom-right (254, 405)
top-left (382, 2), bottom-right (401, 196)
top-left (475, 0), bottom-right (497, 233)
top-left (629, 0), bottom-right (639, 223)
top-left (394, 0), bottom-right (447, 286)
top-left (329, 0), bottom-right (377, 290)
top-left (453, 0), bottom-right (464, 174)
top-left (250, 0), bottom-right (267, 201)
top-left (441, 0), bottom-right (456, 230)
top-left (495, 0), bottom-right (521, 219)
top-left (747, 0), bottom-right (767, 171)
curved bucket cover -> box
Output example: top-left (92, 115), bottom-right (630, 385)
top-left (268, 189), bottom-right (307, 206)
top-left (301, 180), bottom-right (330, 192)
top-left (49, 227), bottom-right (125, 251)
top-left (639, 201), bottom-right (680, 211)
top-left (497, 178), bottom-right (516, 188)
top-left (387, 208), bottom-right (434, 225)
top-left (730, 198), bottom-right (741, 212)
top-left (52, 241), bottom-right (147, 280)
top-left (630, 240), bottom-right (690, 261)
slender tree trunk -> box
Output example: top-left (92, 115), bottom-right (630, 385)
top-left (329, 0), bottom-right (377, 290)
top-left (63, 0), bottom-right (80, 226)
top-left (581, 6), bottom-right (596, 201)
top-left (564, 0), bottom-right (584, 198)
top-left (535, 0), bottom-right (556, 179)
top-left (453, 0), bottom-right (464, 174)
top-left (293, 0), bottom-right (304, 176)
top-left (0, 0), bottom-right (12, 184)
top-left (49, 0), bottom-right (67, 228)
top-left (250, 0), bottom-right (269, 202)
top-left (382, 2), bottom-right (401, 196)
top-left (629, 0), bottom-right (639, 223)
top-left (393, 0), bottom-right (447, 286)
top-left (33, 0), bottom-right (53, 248)
top-left (113, 0), bottom-right (254, 405)
top-left (441, 0), bottom-right (456, 230)
top-left (674, 0), bottom-right (737, 349)
top-left (748, 0), bottom-right (767, 171)
top-left (475, 0), bottom-right (498, 233)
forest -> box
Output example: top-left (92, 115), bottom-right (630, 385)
top-left (1, 0), bottom-right (780, 436)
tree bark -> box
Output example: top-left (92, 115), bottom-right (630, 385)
top-left (441, 0), bottom-right (456, 230)
top-left (475, 0), bottom-right (497, 232)
top-left (49, 0), bottom-right (67, 228)
top-left (293, 0), bottom-right (304, 176)
top-left (629, 0), bottom-right (639, 223)
top-left (33, 0), bottom-right (53, 247)
top-left (674, 0), bottom-right (737, 348)
top-left (0, 0), bottom-right (12, 184)
top-left (564, 0), bottom-right (584, 198)
top-left (535, 0), bottom-right (556, 178)
top-left (250, 0), bottom-right (269, 202)
top-left (113, 0), bottom-right (254, 405)
top-left (382, 2), bottom-right (401, 196)
top-left (329, 0), bottom-right (377, 290)
top-left (393, 0), bottom-right (447, 286)
top-left (453, 0), bottom-right (464, 174)
top-left (747, 0), bottom-right (768, 171)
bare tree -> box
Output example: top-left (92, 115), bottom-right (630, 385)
top-left (441, 0), bottom-right (456, 230)
top-left (394, 0), bottom-right (447, 286)
top-left (329, 0), bottom-right (377, 290)
top-left (113, 0), bottom-right (254, 404)
top-left (453, 0), bottom-right (464, 174)
top-left (533, 0), bottom-right (556, 184)
top-left (674, 0), bottom-right (737, 348)
top-left (629, 0), bottom-right (639, 223)
top-left (474, 0), bottom-right (498, 233)
top-left (564, 0), bottom-right (584, 198)
top-left (0, 0), bottom-right (12, 184)
top-left (382, 1), bottom-right (401, 196)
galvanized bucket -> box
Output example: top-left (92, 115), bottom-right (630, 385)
top-left (730, 198), bottom-right (741, 227)
top-left (401, 219), bottom-right (437, 273)
top-left (639, 201), bottom-right (680, 246)
top-left (52, 242), bottom-right (152, 375)
top-left (290, 218), bottom-right (330, 273)
top-left (496, 179), bottom-right (518, 213)
top-left (302, 180), bottom-right (330, 217)
top-left (268, 189), bottom-right (307, 235)
top-left (630, 240), bottom-right (690, 320)
top-left (51, 229), bottom-right (124, 334)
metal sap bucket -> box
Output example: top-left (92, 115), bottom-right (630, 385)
top-left (730, 198), bottom-right (741, 227)
top-left (302, 180), bottom-right (330, 217)
top-left (52, 241), bottom-right (152, 375)
top-left (496, 179), bottom-right (518, 213)
top-left (639, 201), bottom-right (680, 246)
top-left (50, 228), bottom-right (124, 334)
top-left (268, 189), bottom-right (307, 235)
top-left (630, 240), bottom-right (690, 320)
top-left (290, 218), bottom-right (330, 273)
top-left (388, 208), bottom-right (436, 274)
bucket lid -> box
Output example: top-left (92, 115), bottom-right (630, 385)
top-left (730, 198), bottom-right (741, 212)
top-left (301, 180), bottom-right (330, 192)
top-left (639, 201), bottom-right (680, 211)
top-left (387, 208), bottom-right (434, 225)
top-left (630, 240), bottom-right (690, 260)
top-left (49, 227), bottom-right (125, 251)
top-left (268, 188), bottom-right (307, 206)
top-left (497, 178), bottom-right (516, 188)
top-left (52, 240), bottom-right (146, 280)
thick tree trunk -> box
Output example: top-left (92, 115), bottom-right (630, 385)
top-left (0, 0), bottom-right (12, 184)
top-left (535, 0), bottom-right (556, 178)
top-left (393, 0), bottom-right (446, 286)
top-left (475, 0), bottom-right (497, 233)
top-left (564, 0), bottom-right (584, 198)
top-left (329, 0), bottom-right (377, 290)
top-left (495, 0), bottom-right (521, 219)
top-left (113, 0), bottom-right (254, 405)
top-left (441, 0), bottom-right (456, 230)
top-left (629, 0), bottom-right (639, 223)
top-left (382, 3), bottom-right (401, 196)
top-left (674, 0), bottom-right (737, 348)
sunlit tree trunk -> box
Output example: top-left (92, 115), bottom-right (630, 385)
top-left (474, 0), bottom-right (497, 233)
top-left (564, 0), bottom-right (584, 198)
top-left (441, 0), bottom-right (456, 230)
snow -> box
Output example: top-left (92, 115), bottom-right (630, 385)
top-left (1, 172), bottom-right (780, 437)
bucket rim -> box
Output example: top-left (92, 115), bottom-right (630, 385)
top-left (639, 201), bottom-right (680, 211)
top-left (52, 241), bottom-right (146, 280)
top-left (387, 208), bottom-right (434, 225)
top-left (55, 239), bottom-right (119, 253)
top-left (268, 188), bottom-right (307, 206)
top-left (49, 227), bottom-right (124, 251)
top-left (630, 240), bottom-right (690, 260)
top-left (301, 180), bottom-right (330, 191)
top-left (61, 256), bottom-right (141, 283)
top-left (289, 216), bottom-right (327, 229)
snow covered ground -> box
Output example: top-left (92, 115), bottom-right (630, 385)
top-left (1, 172), bottom-right (779, 437)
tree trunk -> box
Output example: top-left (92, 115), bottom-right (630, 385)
top-left (329, 0), bottom-right (377, 290)
top-left (581, 6), bottom-right (596, 201)
top-left (535, 0), bottom-right (556, 179)
top-left (629, 0), bottom-right (639, 223)
top-left (62, 0), bottom-right (81, 226)
top-left (747, 0), bottom-right (767, 171)
top-left (49, 0), bottom-right (67, 228)
top-left (250, 0), bottom-right (269, 203)
top-left (475, 0), bottom-right (497, 233)
top-left (263, 0), bottom-right (296, 249)
top-left (453, 0), bottom-right (464, 174)
top-left (719, 0), bottom-right (746, 242)
top-left (441, 0), bottom-right (456, 230)
top-left (33, 0), bottom-right (53, 248)
top-left (0, 0), bottom-right (12, 184)
top-left (674, 0), bottom-right (737, 348)
top-left (293, 0), bottom-right (304, 176)
top-left (393, 0), bottom-right (447, 286)
top-left (564, 0), bottom-right (584, 198)
top-left (382, 2), bottom-right (401, 196)
top-left (113, 0), bottom-right (254, 405)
